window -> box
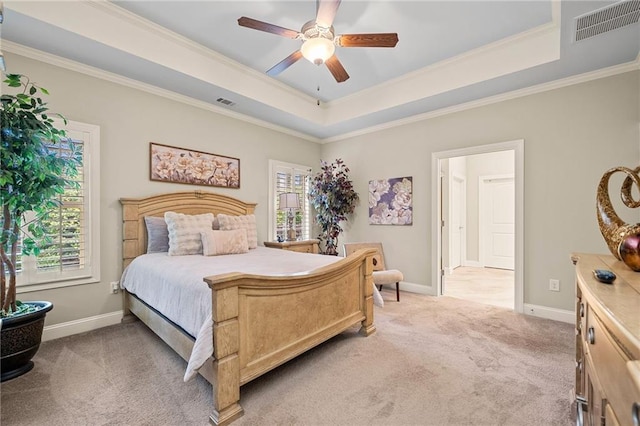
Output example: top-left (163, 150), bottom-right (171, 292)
top-left (268, 160), bottom-right (312, 242)
top-left (17, 120), bottom-right (100, 292)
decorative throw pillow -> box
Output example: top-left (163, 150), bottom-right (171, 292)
top-left (217, 214), bottom-right (257, 249)
top-left (164, 211), bottom-right (215, 256)
top-left (201, 229), bottom-right (249, 256)
top-left (144, 216), bottom-right (169, 253)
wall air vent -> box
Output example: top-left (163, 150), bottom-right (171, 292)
top-left (216, 97), bottom-right (236, 107)
top-left (574, 0), bottom-right (640, 42)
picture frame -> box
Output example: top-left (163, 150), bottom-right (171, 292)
top-left (368, 176), bottom-right (413, 225)
top-left (149, 142), bottom-right (240, 188)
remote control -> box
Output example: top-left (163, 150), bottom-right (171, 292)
top-left (593, 269), bottom-right (616, 284)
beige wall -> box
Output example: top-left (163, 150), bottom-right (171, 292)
top-left (6, 52), bottom-right (320, 326)
top-left (322, 70), bottom-right (640, 311)
top-left (6, 50), bottom-right (639, 325)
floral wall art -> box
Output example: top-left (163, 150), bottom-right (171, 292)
top-left (150, 142), bottom-right (240, 188)
top-left (368, 176), bottom-right (413, 225)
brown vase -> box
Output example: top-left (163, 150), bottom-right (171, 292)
top-left (597, 166), bottom-right (640, 270)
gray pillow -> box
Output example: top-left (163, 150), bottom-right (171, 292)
top-left (144, 216), bottom-right (169, 253)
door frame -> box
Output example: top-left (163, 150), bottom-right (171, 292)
top-left (448, 174), bottom-right (466, 274)
top-left (431, 139), bottom-right (524, 313)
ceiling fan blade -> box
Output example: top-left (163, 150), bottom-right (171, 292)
top-left (238, 16), bottom-right (300, 39)
top-left (266, 51), bottom-right (304, 76)
top-left (315, 0), bottom-right (341, 28)
top-left (325, 54), bottom-right (349, 83)
top-left (337, 33), bottom-right (399, 48)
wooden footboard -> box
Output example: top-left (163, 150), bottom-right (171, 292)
top-left (205, 248), bottom-right (375, 425)
top-left (120, 191), bottom-right (376, 425)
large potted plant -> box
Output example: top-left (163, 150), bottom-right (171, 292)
top-left (308, 159), bottom-right (359, 255)
top-left (1, 74), bottom-right (80, 381)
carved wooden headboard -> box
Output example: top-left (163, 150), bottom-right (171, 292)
top-left (120, 191), bottom-right (257, 269)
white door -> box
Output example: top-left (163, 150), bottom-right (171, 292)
top-left (482, 177), bottom-right (515, 270)
top-left (450, 176), bottom-right (465, 269)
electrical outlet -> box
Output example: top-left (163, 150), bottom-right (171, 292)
top-left (110, 281), bottom-right (119, 294)
top-left (549, 279), bottom-right (560, 292)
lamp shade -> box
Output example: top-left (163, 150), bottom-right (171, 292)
top-left (300, 37), bottom-right (335, 65)
top-left (279, 192), bottom-right (301, 210)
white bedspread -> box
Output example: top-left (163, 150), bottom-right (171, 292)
top-left (120, 247), bottom-right (383, 381)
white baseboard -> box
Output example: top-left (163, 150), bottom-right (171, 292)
top-left (463, 260), bottom-right (483, 267)
top-left (43, 310), bottom-right (123, 341)
top-left (523, 303), bottom-right (574, 324)
top-left (399, 281), bottom-right (432, 295)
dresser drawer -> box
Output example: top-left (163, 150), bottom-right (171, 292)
top-left (287, 245), bottom-right (314, 253)
top-left (264, 240), bottom-right (319, 254)
top-left (586, 309), bottom-right (640, 422)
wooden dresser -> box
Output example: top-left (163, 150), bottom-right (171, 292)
top-left (263, 239), bottom-right (319, 254)
top-left (572, 253), bottom-right (640, 425)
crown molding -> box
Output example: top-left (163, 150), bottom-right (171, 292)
top-left (3, 41), bottom-right (320, 143)
top-left (7, 39), bottom-right (636, 146)
top-left (321, 59), bottom-right (640, 144)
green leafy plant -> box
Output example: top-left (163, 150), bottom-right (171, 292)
top-left (308, 159), bottom-right (359, 255)
top-left (0, 74), bottom-right (81, 317)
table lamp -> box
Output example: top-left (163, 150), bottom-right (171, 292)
top-left (279, 192), bottom-right (300, 241)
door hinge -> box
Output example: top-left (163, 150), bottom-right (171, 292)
top-left (441, 220), bottom-right (445, 228)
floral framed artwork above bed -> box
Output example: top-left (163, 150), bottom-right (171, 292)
top-left (369, 176), bottom-right (413, 225)
top-left (150, 142), bottom-right (240, 188)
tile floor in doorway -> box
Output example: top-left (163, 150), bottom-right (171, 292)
top-left (444, 266), bottom-right (514, 309)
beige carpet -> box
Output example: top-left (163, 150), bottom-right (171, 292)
top-left (0, 292), bottom-right (574, 426)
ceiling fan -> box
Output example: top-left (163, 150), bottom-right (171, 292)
top-left (238, 0), bottom-right (399, 83)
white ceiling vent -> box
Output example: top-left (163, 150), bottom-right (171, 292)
top-left (216, 97), bottom-right (236, 107)
top-left (574, 0), bottom-right (640, 42)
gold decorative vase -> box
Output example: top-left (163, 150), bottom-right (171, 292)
top-left (597, 166), bottom-right (640, 271)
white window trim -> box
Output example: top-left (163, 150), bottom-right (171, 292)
top-left (17, 120), bottom-right (101, 293)
top-left (268, 160), bottom-right (312, 242)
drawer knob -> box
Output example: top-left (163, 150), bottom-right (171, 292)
top-left (587, 326), bottom-right (595, 344)
top-left (633, 402), bottom-right (640, 426)
top-left (579, 303), bottom-right (585, 318)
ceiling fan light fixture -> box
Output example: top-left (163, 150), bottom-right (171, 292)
top-left (301, 37), bottom-right (335, 65)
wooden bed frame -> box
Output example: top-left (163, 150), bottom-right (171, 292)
top-left (120, 191), bottom-right (376, 425)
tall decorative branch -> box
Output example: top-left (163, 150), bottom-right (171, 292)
top-left (308, 159), bottom-right (359, 255)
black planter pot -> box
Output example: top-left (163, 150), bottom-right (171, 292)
top-left (1, 301), bottom-right (53, 382)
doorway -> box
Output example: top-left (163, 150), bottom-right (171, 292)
top-left (431, 140), bottom-right (523, 313)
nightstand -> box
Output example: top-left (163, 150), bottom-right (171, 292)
top-left (264, 239), bottom-right (319, 254)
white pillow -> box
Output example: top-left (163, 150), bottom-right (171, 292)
top-left (164, 211), bottom-right (214, 256)
top-left (201, 229), bottom-right (249, 256)
top-left (217, 214), bottom-right (257, 249)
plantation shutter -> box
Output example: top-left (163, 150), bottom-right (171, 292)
top-left (36, 137), bottom-right (85, 273)
top-left (273, 164), bottom-right (311, 241)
